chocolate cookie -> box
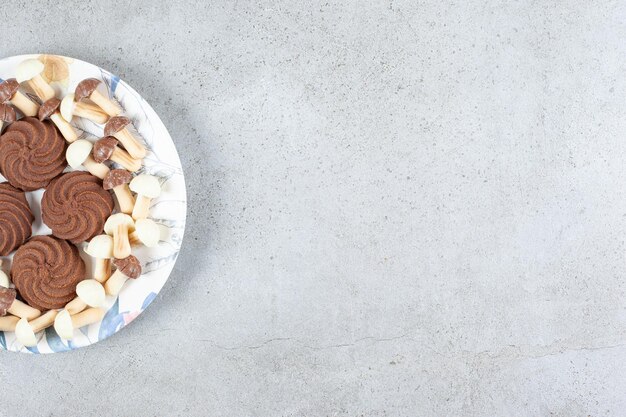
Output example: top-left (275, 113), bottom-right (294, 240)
top-left (0, 117), bottom-right (67, 191)
top-left (11, 236), bottom-right (85, 310)
top-left (41, 171), bottom-right (114, 243)
top-left (0, 182), bottom-right (34, 256)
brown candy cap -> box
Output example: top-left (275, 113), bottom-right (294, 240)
top-left (75, 78), bottom-right (101, 101)
top-left (103, 169), bottom-right (133, 190)
top-left (93, 136), bottom-right (118, 163)
top-left (0, 103), bottom-right (16, 123)
top-left (0, 287), bottom-right (16, 316)
top-left (38, 98), bottom-right (61, 121)
top-left (113, 255), bottom-right (142, 279)
top-left (0, 79), bottom-right (19, 103)
top-left (104, 116), bottom-right (130, 136)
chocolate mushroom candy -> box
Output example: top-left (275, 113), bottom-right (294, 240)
top-left (0, 103), bottom-right (16, 132)
top-left (94, 136), bottom-right (142, 172)
top-left (16, 59), bottom-right (55, 101)
top-left (66, 139), bottom-right (111, 179)
top-left (85, 235), bottom-right (114, 283)
top-left (60, 93), bottom-right (109, 125)
top-left (103, 169), bottom-right (136, 215)
top-left (104, 213), bottom-right (135, 259)
top-left (105, 255), bottom-right (142, 296)
top-left (104, 116), bottom-right (147, 159)
top-left (75, 78), bottom-right (121, 117)
top-left (0, 78), bottom-right (39, 117)
top-left (0, 287), bottom-right (41, 320)
top-left (129, 175), bottom-right (161, 220)
top-left (15, 310), bottom-right (58, 347)
top-left (64, 279), bottom-right (106, 315)
top-left (54, 307), bottom-right (105, 340)
top-left (38, 98), bottom-right (78, 142)
top-left (129, 218), bottom-right (161, 247)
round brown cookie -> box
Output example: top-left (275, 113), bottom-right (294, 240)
top-left (0, 182), bottom-right (34, 256)
top-left (41, 171), bottom-right (114, 243)
top-left (11, 235), bottom-right (85, 311)
top-left (0, 117), bottom-right (67, 191)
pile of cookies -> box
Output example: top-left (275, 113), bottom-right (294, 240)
top-left (0, 58), bottom-right (162, 347)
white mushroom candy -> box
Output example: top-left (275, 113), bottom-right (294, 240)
top-left (16, 59), bottom-right (55, 101)
top-left (129, 218), bottom-right (161, 247)
top-left (66, 139), bottom-right (110, 179)
top-left (0, 269), bottom-right (9, 288)
top-left (64, 279), bottom-right (106, 315)
top-left (76, 280), bottom-right (106, 307)
top-left (15, 310), bottom-right (58, 347)
top-left (54, 308), bottom-right (105, 340)
top-left (85, 234), bottom-right (114, 283)
top-left (104, 213), bottom-right (135, 259)
top-left (129, 175), bottom-right (161, 220)
top-left (60, 93), bottom-right (109, 125)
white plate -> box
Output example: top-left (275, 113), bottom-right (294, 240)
top-left (0, 54), bottom-right (187, 353)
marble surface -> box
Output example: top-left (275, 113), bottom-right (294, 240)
top-left (2, 1), bottom-right (626, 416)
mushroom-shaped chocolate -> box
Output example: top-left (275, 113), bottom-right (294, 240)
top-left (104, 116), bottom-right (146, 159)
top-left (129, 174), bottom-right (161, 220)
top-left (85, 235), bottom-right (114, 283)
top-left (66, 139), bottom-right (111, 179)
top-left (0, 78), bottom-right (39, 117)
top-left (75, 78), bottom-right (121, 117)
top-left (15, 310), bottom-right (58, 347)
top-left (64, 279), bottom-right (106, 315)
top-left (38, 98), bottom-right (78, 142)
top-left (0, 283), bottom-right (41, 320)
top-left (54, 307), bottom-right (105, 340)
top-left (129, 218), bottom-right (161, 247)
top-left (103, 169), bottom-right (136, 215)
top-left (16, 59), bottom-right (55, 101)
top-left (104, 213), bottom-right (134, 259)
top-left (105, 255), bottom-right (142, 296)
top-left (60, 93), bottom-right (109, 125)
top-left (94, 136), bottom-right (141, 172)
top-left (0, 103), bottom-right (16, 132)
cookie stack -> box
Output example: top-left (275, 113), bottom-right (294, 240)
top-left (0, 58), bottom-right (163, 347)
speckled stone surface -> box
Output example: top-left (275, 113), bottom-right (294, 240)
top-left (2, 1), bottom-right (626, 416)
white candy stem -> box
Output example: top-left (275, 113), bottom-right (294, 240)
top-left (90, 90), bottom-right (121, 117)
top-left (11, 91), bottom-right (38, 116)
top-left (132, 195), bottom-right (152, 220)
top-left (83, 155), bottom-right (110, 179)
top-left (93, 258), bottom-right (111, 283)
top-left (111, 147), bottom-right (142, 172)
top-left (74, 101), bottom-right (109, 124)
top-left (65, 297), bottom-right (87, 315)
top-left (104, 270), bottom-right (128, 296)
top-left (72, 308), bottom-right (105, 329)
top-left (28, 75), bottom-right (55, 101)
top-left (30, 310), bottom-right (58, 332)
top-left (114, 128), bottom-right (146, 159)
top-left (8, 299), bottom-right (41, 320)
top-left (50, 112), bottom-right (78, 142)
top-left (113, 184), bottom-right (135, 215)
top-left (0, 315), bottom-right (19, 331)
top-left (113, 223), bottom-right (131, 259)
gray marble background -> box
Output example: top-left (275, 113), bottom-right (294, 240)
top-left (2, 1), bottom-right (626, 416)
